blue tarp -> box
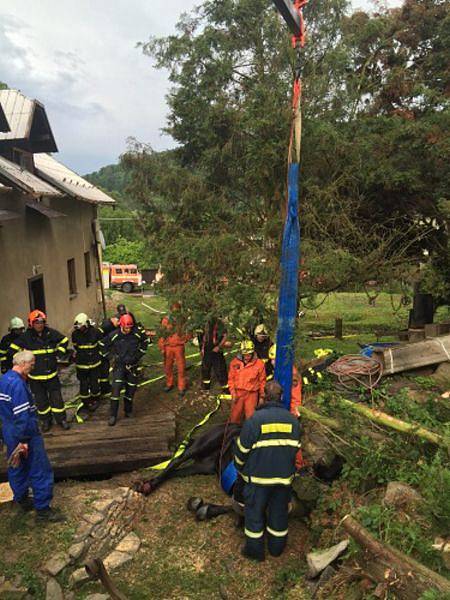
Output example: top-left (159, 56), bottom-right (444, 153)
top-left (274, 162), bottom-right (300, 409)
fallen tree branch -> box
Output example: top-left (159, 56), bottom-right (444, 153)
top-left (342, 515), bottom-right (450, 600)
top-left (298, 405), bottom-right (342, 430)
top-left (336, 398), bottom-right (448, 448)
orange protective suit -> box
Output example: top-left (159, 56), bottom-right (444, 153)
top-left (158, 316), bottom-right (189, 392)
top-left (228, 354), bottom-right (266, 424)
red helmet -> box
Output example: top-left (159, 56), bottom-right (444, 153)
top-left (28, 309), bottom-right (46, 326)
top-left (119, 314), bottom-right (134, 329)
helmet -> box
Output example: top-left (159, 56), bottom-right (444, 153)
top-left (269, 344), bottom-right (277, 360)
top-left (240, 340), bottom-right (255, 354)
top-left (119, 314), bottom-right (134, 329)
top-left (116, 304), bottom-right (127, 315)
top-left (28, 310), bottom-right (46, 326)
top-left (74, 313), bottom-right (89, 328)
top-left (254, 324), bottom-right (268, 337)
top-left (10, 317), bottom-right (25, 330)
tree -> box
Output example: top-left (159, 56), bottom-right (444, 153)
top-left (121, 0), bottom-right (449, 329)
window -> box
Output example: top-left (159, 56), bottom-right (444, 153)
top-left (67, 258), bottom-right (77, 297)
top-left (124, 268), bottom-right (129, 273)
top-left (130, 269), bottom-right (137, 274)
top-left (84, 251), bottom-right (92, 287)
top-left (115, 268), bottom-right (123, 274)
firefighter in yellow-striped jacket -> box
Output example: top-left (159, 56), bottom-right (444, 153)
top-left (234, 380), bottom-right (301, 562)
top-left (71, 313), bottom-right (103, 413)
top-left (9, 310), bottom-right (70, 432)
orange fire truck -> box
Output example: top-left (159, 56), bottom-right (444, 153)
top-left (102, 263), bottom-right (144, 293)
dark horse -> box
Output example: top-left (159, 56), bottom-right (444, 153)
top-left (135, 422), bottom-right (242, 497)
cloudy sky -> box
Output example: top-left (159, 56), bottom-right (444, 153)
top-left (0, 0), bottom-right (400, 175)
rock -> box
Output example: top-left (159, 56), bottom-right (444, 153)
top-left (383, 482), bottom-right (422, 509)
top-left (310, 565), bottom-right (337, 596)
top-left (73, 521), bottom-right (94, 542)
top-left (68, 541), bottom-right (88, 562)
top-left (306, 540), bottom-right (349, 578)
top-left (432, 537), bottom-right (450, 569)
top-left (431, 362), bottom-right (450, 388)
top-left (115, 532), bottom-right (141, 555)
top-left (85, 595), bottom-right (110, 600)
top-left (0, 580), bottom-right (28, 598)
top-left (43, 552), bottom-right (71, 576)
top-left (69, 567), bottom-right (91, 587)
top-left (92, 498), bottom-right (117, 514)
top-left (46, 577), bottom-right (64, 600)
top-left (82, 511), bottom-right (105, 526)
top-left (103, 550), bottom-right (133, 571)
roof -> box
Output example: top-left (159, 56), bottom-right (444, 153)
top-left (0, 155), bottom-right (62, 197)
top-left (0, 103), bottom-right (9, 133)
top-left (34, 153), bottom-right (115, 205)
top-left (26, 199), bottom-right (66, 218)
top-left (0, 89), bottom-right (57, 153)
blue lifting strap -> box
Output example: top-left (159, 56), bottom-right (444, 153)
top-left (274, 162), bottom-right (300, 409)
top-left (220, 460), bottom-right (238, 496)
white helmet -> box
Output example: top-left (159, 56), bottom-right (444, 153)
top-left (74, 313), bottom-right (90, 328)
top-left (10, 317), bottom-right (25, 330)
top-left (254, 324), bottom-right (268, 337)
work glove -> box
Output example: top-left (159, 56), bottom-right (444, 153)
top-left (7, 442), bottom-right (28, 468)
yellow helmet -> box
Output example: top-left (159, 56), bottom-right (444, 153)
top-left (269, 344), bottom-right (277, 360)
top-left (240, 340), bottom-right (255, 354)
top-left (254, 324), bottom-right (268, 337)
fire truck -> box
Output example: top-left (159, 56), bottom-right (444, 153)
top-left (102, 263), bottom-right (144, 293)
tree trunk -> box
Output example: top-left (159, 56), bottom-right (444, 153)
top-left (342, 515), bottom-right (450, 600)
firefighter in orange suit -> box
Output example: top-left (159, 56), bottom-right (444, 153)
top-left (268, 344), bottom-right (304, 469)
top-left (268, 344), bottom-right (302, 417)
top-left (228, 340), bottom-right (266, 424)
top-left (158, 303), bottom-right (190, 398)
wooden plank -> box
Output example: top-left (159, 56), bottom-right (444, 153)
top-left (377, 334), bottom-right (450, 374)
top-left (425, 322), bottom-right (450, 338)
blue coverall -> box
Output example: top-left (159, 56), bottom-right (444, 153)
top-left (0, 370), bottom-right (53, 509)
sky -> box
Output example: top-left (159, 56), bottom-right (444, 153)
top-left (0, 0), bottom-right (400, 175)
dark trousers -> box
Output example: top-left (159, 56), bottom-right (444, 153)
top-left (110, 365), bottom-right (138, 417)
top-left (29, 377), bottom-right (66, 424)
top-left (99, 357), bottom-right (111, 395)
top-left (76, 366), bottom-right (100, 408)
top-left (243, 483), bottom-right (291, 560)
top-left (201, 350), bottom-right (228, 390)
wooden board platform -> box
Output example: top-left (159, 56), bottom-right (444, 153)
top-left (0, 404), bottom-right (176, 481)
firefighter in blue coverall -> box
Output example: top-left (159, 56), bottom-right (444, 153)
top-left (234, 380), bottom-right (301, 561)
top-left (0, 350), bottom-right (63, 521)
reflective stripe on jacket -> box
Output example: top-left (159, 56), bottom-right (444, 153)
top-left (0, 370), bottom-right (39, 445)
top-left (103, 327), bottom-right (149, 367)
top-left (10, 327), bottom-right (68, 380)
top-left (233, 401), bottom-right (301, 486)
top-left (72, 326), bottom-right (103, 369)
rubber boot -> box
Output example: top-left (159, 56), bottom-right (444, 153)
top-left (36, 507), bottom-right (66, 523)
top-left (40, 417), bottom-right (52, 433)
top-left (124, 398), bottom-right (133, 418)
top-left (109, 399), bottom-right (119, 426)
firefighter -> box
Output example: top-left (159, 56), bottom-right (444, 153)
top-left (234, 380), bottom-right (301, 561)
top-left (252, 324), bottom-right (272, 363)
top-left (0, 317), bottom-right (25, 374)
top-left (0, 350), bottom-right (64, 522)
top-left (103, 313), bottom-right (149, 426)
top-left (10, 311), bottom-right (69, 432)
top-left (198, 318), bottom-right (228, 393)
top-left (98, 315), bottom-right (119, 396)
top-left (228, 340), bottom-right (266, 424)
top-left (71, 313), bottom-right (102, 412)
top-left (268, 344), bottom-right (302, 417)
top-left (158, 303), bottom-right (190, 397)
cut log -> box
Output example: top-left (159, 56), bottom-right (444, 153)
top-left (336, 398), bottom-right (448, 448)
top-left (376, 334), bottom-right (450, 374)
top-left (298, 406), bottom-right (342, 430)
top-left (342, 515), bottom-right (450, 600)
